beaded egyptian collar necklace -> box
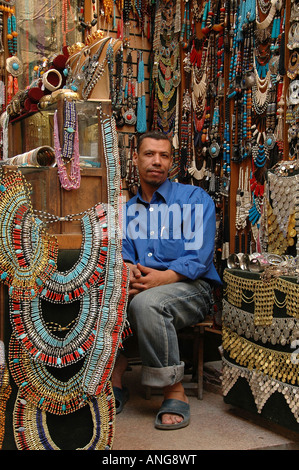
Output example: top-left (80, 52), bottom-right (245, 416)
top-left (82, 109), bottom-right (129, 397)
top-left (38, 205), bottom-right (109, 303)
top-left (9, 333), bottom-right (91, 414)
top-left (9, 284), bottom-right (101, 368)
top-left (13, 382), bottom-right (115, 450)
top-left (0, 170), bottom-right (58, 300)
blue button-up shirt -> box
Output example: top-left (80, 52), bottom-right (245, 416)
top-left (122, 179), bottom-right (221, 285)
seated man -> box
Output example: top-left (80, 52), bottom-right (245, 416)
top-left (112, 131), bottom-right (221, 430)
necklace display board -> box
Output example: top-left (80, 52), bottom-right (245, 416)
top-left (0, 101), bottom-right (130, 450)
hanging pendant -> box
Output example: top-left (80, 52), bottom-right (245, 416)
top-left (6, 56), bottom-right (23, 77)
top-left (245, 71), bottom-right (255, 88)
top-left (172, 70), bottom-right (181, 87)
top-left (209, 140), bottom-right (220, 158)
top-left (123, 108), bottom-right (137, 125)
top-left (269, 55), bottom-right (279, 75)
top-left (264, 132), bottom-right (276, 150)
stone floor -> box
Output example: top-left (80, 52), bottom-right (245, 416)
top-left (112, 364), bottom-right (299, 451)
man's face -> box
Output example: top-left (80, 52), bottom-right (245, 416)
top-left (133, 138), bottom-right (173, 188)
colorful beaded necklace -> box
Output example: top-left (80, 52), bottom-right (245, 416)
top-left (38, 205), bottom-right (109, 303)
top-left (9, 285), bottom-right (100, 368)
top-left (82, 109), bottom-right (129, 397)
top-left (9, 333), bottom-right (91, 415)
top-left (13, 382), bottom-right (115, 450)
top-left (53, 100), bottom-right (81, 191)
top-left (0, 170), bottom-right (58, 301)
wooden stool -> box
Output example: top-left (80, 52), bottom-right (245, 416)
top-left (185, 319), bottom-right (214, 400)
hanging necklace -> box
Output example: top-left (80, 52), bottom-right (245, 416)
top-left (81, 37), bottom-right (112, 101)
top-left (13, 383), bottom-right (115, 450)
top-left (125, 133), bottom-right (139, 195)
top-left (53, 100), bottom-right (81, 191)
top-left (152, 0), bottom-right (180, 137)
top-left (180, 0), bottom-right (191, 49)
top-left (235, 166), bottom-right (251, 232)
top-left (179, 89), bottom-right (192, 182)
top-left (37, 206), bottom-right (109, 303)
top-left (256, 0), bottom-right (277, 30)
top-left (123, 51), bottom-right (137, 125)
top-left (64, 42), bottom-right (87, 93)
top-left (1, 109), bottom-right (129, 452)
top-left (111, 45), bottom-right (123, 114)
top-left (6, 10), bottom-right (21, 104)
top-left (0, 170), bottom-right (58, 301)
top-left (1, 109), bottom-right (129, 398)
top-left (9, 333), bottom-right (92, 415)
top-left (251, 129), bottom-right (269, 168)
top-left (10, 285), bottom-right (100, 368)
top-left (82, 107), bottom-right (129, 397)
top-left (136, 51), bottom-right (147, 133)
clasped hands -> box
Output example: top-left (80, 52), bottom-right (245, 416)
top-left (127, 263), bottom-right (186, 297)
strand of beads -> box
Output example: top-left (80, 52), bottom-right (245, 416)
top-left (53, 101), bottom-right (81, 191)
top-left (6, 8), bottom-right (20, 103)
top-left (7, 11), bottom-right (17, 56)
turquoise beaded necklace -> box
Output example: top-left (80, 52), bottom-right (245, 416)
top-left (9, 285), bottom-right (100, 368)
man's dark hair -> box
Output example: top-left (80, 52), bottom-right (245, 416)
top-left (137, 131), bottom-right (173, 153)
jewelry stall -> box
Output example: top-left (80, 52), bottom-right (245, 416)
top-left (222, 156), bottom-right (299, 433)
top-left (0, 0), bottom-right (298, 450)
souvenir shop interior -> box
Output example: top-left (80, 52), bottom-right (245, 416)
top-left (0, 0), bottom-right (299, 451)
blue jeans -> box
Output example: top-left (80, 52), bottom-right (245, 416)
top-left (127, 279), bottom-right (212, 388)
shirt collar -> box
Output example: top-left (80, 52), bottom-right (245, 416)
top-left (136, 179), bottom-right (172, 204)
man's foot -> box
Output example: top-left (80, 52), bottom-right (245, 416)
top-left (155, 383), bottom-right (190, 430)
top-left (160, 382), bottom-right (189, 426)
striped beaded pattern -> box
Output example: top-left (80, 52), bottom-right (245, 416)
top-left (0, 341), bottom-right (11, 449)
top-left (9, 285), bottom-right (100, 367)
top-left (9, 334), bottom-right (92, 415)
top-left (82, 109), bottom-right (129, 396)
